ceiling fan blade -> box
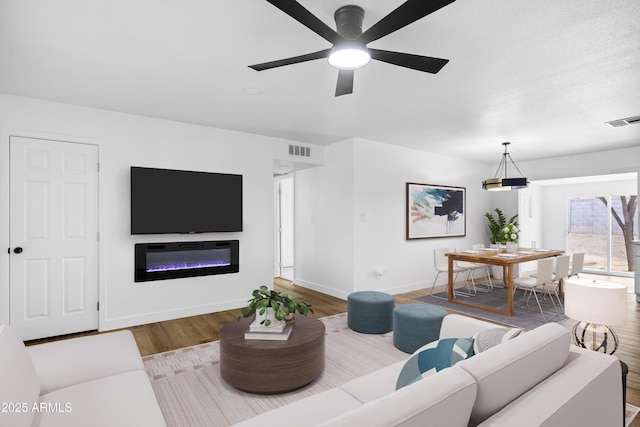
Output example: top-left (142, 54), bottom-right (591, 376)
top-left (335, 69), bottom-right (354, 97)
top-left (359, 0), bottom-right (455, 45)
top-left (265, 0), bottom-right (343, 45)
top-left (369, 49), bottom-right (449, 74)
top-left (249, 49), bottom-right (331, 71)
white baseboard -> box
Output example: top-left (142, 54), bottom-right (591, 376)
top-left (294, 279), bottom-right (349, 300)
top-left (294, 278), bottom-right (433, 299)
top-left (99, 298), bottom-right (247, 332)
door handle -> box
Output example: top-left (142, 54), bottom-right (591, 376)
top-left (13, 247), bottom-right (23, 254)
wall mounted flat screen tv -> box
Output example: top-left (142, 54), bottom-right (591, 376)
top-left (131, 167), bottom-right (243, 234)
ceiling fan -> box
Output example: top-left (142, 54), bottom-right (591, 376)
top-left (249, 0), bottom-right (455, 96)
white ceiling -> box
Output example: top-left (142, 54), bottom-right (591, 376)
top-left (1, 0), bottom-right (639, 164)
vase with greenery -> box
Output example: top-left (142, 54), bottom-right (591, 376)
top-left (238, 285), bottom-right (314, 327)
top-left (502, 223), bottom-right (520, 243)
top-left (502, 222), bottom-right (520, 253)
top-left (484, 208), bottom-right (519, 244)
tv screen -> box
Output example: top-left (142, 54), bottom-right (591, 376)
top-left (131, 167), bottom-right (243, 234)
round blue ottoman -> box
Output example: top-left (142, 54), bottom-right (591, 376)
top-left (393, 304), bottom-right (447, 353)
top-left (347, 291), bottom-right (395, 334)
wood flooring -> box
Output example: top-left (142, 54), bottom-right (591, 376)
top-left (25, 274), bottom-right (640, 426)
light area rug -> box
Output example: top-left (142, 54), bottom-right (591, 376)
top-left (627, 403), bottom-right (640, 426)
top-left (143, 312), bottom-right (408, 426)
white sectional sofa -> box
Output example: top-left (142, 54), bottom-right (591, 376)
top-left (0, 324), bottom-right (166, 427)
top-left (232, 314), bottom-right (623, 427)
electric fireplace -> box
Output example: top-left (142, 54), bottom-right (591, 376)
top-left (135, 240), bottom-right (239, 282)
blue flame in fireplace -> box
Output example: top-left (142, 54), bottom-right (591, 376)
top-left (146, 260), bottom-right (231, 273)
top-left (146, 247), bottom-right (232, 273)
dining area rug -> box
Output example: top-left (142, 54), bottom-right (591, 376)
top-left (415, 286), bottom-right (568, 330)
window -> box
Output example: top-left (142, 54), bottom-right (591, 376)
top-left (567, 195), bottom-right (637, 274)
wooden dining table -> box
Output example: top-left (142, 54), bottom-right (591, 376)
top-left (445, 248), bottom-right (565, 316)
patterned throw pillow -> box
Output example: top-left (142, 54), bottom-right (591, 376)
top-left (395, 338), bottom-right (474, 390)
top-left (472, 328), bottom-right (523, 354)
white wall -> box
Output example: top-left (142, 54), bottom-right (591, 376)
top-left (487, 146), bottom-right (640, 244)
top-left (294, 140), bottom-right (355, 298)
top-left (539, 176), bottom-right (637, 253)
top-left (519, 147), bottom-right (640, 181)
top-left (518, 183), bottom-right (544, 249)
top-left (518, 148), bottom-right (640, 248)
top-left (295, 138), bottom-right (494, 299)
top-left (0, 94), bottom-right (321, 330)
top-left (513, 149), bottom-right (640, 273)
top-left (294, 144), bottom-right (640, 299)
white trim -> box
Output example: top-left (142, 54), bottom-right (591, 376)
top-left (100, 298), bottom-right (247, 331)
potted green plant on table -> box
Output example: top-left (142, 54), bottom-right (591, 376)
top-left (238, 285), bottom-right (314, 327)
top-left (484, 209), bottom-right (520, 274)
top-left (484, 208), bottom-right (519, 245)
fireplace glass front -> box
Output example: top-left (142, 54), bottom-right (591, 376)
top-left (135, 240), bottom-right (239, 282)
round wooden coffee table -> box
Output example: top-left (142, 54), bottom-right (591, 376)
top-left (219, 315), bottom-right (325, 394)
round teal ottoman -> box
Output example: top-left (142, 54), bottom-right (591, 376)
top-left (393, 304), bottom-right (447, 353)
top-left (347, 291), bottom-right (395, 334)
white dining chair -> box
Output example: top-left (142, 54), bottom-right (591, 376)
top-left (532, 254), bottom-right (570, 311)
top-left (567, 252), bottom-right (585, 279)
top-left (455, 245), bottom-right (493, 293)
top-left (430, 248), bottom-right (471, 298)
top-left (513, 258), bottom-right (556, 321)
top-left (547, 255), bottom-right (570, 311)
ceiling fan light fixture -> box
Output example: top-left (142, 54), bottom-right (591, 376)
top-left (482, 142), bottom-right (529, 191)
top-left (328, 44), bottom-right (370, 70)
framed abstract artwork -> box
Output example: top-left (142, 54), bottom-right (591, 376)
top-left (406, 183), bottom-right (466, 239)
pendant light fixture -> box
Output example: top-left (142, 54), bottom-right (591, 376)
top-left (482, 142), bottom-right (529, 191)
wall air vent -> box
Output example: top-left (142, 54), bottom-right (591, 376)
top-left (606, 115), bottom-right (640, 127)
top-left (288, 144), bottom-right (311, 157)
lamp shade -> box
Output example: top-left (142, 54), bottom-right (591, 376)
top-left (482, 177), bottom-right (529, 191)
top-left (564, 279), bottom-right (627, 326)
top-left (501, 177), bottom-right (528, 189)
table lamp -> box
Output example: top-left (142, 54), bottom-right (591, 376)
top-left (564, 279), bottom-right (627, 355)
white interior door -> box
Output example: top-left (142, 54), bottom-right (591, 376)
top-left (279, 177), bottom-right (294, 269)
top-left (9, 136), bottom-right (99, 340)
top-left (275, 177), bottom-right (294, 280)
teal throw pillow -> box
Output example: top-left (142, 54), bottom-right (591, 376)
top-left (395, 338), bottom-right (474, 390)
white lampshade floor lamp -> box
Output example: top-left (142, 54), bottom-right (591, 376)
top-left (564, 278), bottom-right (628, 424)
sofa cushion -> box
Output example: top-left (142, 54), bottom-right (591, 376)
top-left (396, 338), bottom-right (474, 389)
top-left (32, 370), bottom-right (166, 427)
top-left (477, 347), bottom-right (623, 427)
top-left (27, 330), bottom-right (145, 395)
top-left (340, 361), bottom-right (406, 403)
top-left (0, 324), bottom-right (40, 427)
top-left (319, 366), bottom-right (477, 427)
top-left (472, 328), bottom-right (522, 354)
top-left (457, 322), bottom-right (570, 426)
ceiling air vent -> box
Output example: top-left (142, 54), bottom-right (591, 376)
top-left (288, 144), bottom-right (311, 158)
top-left (606, 115), bottom-right (640, 127)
